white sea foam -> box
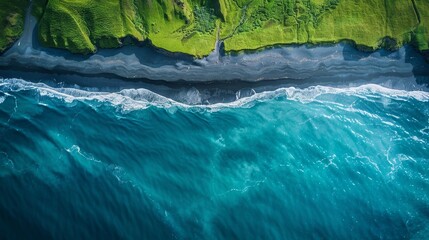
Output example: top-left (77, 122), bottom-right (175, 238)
top-left (1, 78), bottom-right (428, 112)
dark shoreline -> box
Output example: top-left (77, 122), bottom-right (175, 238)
top-left (1, 10), bottom-right (429, 105)
top-left (2, 62), bottom-right (428, 105)
top-left (2, 41), bottom-right (429, 82)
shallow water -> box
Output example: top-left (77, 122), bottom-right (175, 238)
top-left (1, 78), bottom-right (428, 239)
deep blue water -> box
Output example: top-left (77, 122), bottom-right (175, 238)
top-left (1, 78), bottom-right (429, 239)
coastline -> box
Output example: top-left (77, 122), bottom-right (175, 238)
top-left (0, 4), bottom-right (428, 86)
top-left (22, 0), bottom-right (427, 57)
top-left (1, 0), bottom-right (429, 62)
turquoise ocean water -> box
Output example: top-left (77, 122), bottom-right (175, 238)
top-left (1, 78), bottom-right (429, 239)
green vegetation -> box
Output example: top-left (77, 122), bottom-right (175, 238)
top-left (37, 0), bottom-right (144, 54)
top-left (221, 0), bottom-right (420, 52)
top-left (35, 0), bottom-right (222, 56)
top-left (1, 0), bottom-right (428, 56)
top-left (32, 0), bottom-right (48, 20)
top-left (135, 0), bottom-right (220, 56)
top-left (194, 6), bottom-right (217, 33)
top-left (413, 0), bottom-right (429, 51)
top-left (0, 0), bottom-right (28, 52)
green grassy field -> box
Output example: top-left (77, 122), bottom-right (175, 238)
top-left (37, 0), bottom-right (145, 54)
top-left (1, 0), bottom-right (428, 56)
top-left (413, 0), bottom-right (429, 51)
top-left (135, 0), bottom-right (219, 56)
top-left (36, 0), bottom-right (221, 56)
top-left (0, 0), bottom-right (28, 52)
top-left (221, 0), bottom-right (420, 52)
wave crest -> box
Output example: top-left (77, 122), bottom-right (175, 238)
top-left (1, 78), bottom-right (428, 112)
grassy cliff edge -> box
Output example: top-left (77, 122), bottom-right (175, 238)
top-left (0, 0), bottom-right (28, 53)
top-left (1, 0), bottom-right (428, 57)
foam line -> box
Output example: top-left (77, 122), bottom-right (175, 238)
top-left (1, 78), bottom-right (428, 113)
